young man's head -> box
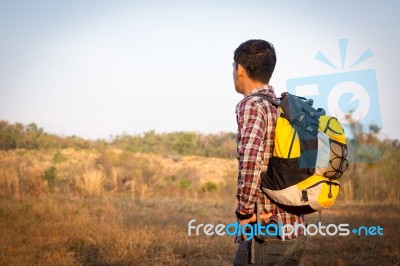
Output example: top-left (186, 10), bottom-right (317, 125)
top-left (232, 39), bottom-right (276, 95)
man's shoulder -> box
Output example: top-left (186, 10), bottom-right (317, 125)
top-left (236, 95), bottom-right (261, 109)
top-left (236, 94), bottom-right (277, 116)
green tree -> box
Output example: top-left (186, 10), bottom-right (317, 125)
top-left (172, 132), bottom-right (198, 156)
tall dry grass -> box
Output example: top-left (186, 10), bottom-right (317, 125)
top-left (75, 169), bottom-right (104, 197)
top-left (0, 148), bottom-right (398, 265)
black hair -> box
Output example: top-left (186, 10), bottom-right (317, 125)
top-left (233, 39), bottom-right (276, 83)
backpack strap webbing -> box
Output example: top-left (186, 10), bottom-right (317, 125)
top-left (250, 198), bottom-right (261, 264)
top-left (253, 93), bottom-right (280, 107)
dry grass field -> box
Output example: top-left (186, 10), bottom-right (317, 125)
top-left (0, 149), bottom-right (398, 265)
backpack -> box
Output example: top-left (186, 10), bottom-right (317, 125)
top-left (256, 92), bottom-right (349, 215)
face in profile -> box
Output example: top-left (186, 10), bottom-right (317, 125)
top-left (232, 62), bottom-right (243, 95)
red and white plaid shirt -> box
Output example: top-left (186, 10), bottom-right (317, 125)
top-left (236, 85), bottom-right (305, 240)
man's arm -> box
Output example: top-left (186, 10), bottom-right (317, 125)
top-left (236, 99), bottom-right (266, 215)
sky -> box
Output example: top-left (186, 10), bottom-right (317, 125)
top-left (0, 0), bottom-right (399, 140)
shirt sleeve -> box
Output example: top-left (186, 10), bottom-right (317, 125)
top-left (236, 99), bottom-right (266, 214)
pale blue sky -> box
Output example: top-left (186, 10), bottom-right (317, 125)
top-left (0, 0), bottom-right (399, 139)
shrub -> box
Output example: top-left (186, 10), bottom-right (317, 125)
top-left (53, 150), bottom-right (67, 164)
top-left (179, 178), bottom-right (191, 189)
top-left (201, 181), bottom-right (220, 193)
top-left (43, 166), bottom-right (57, 191)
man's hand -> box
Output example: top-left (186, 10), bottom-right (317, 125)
top-left (238, 212), bottom-right (272, 226)
top-left (238, 212), bottom-right (273, 241)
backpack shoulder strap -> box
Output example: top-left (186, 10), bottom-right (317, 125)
top-left (253, 93), bottom-right (281, 107)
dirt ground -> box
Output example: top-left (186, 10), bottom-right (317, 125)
top-left (302, 204), bottom-right (399, 265)
top-left (0, 195), bottom-right (398, 266)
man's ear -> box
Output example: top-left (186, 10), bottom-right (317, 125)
top-left (237, 64), bottom-right (247, 78)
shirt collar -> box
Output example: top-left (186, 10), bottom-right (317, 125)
top-left (250, 84), bottom-right (276, 98)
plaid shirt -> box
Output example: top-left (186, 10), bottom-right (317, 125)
top-left (236, 85), bottom-right (305, 240)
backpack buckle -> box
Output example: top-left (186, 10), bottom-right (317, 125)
top-left (301, 190), bottom-right (308, 202)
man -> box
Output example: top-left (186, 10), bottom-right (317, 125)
top-left (232, 39), bottom-right (307, 265)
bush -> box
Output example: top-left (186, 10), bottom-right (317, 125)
top-left (201, 181), bottom-right (220, 193)
top-left (179, 178), bottom-right (191, 189)
top-left (53, 150), bottom-right (67, 164)
top-left (44, 166), bottom-right (57, 191)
